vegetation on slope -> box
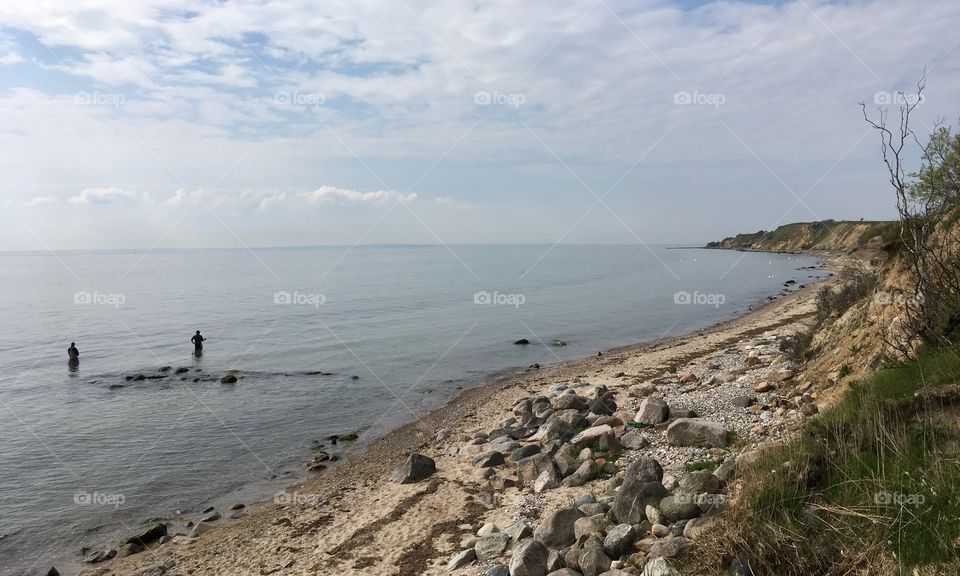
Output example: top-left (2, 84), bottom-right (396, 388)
top-left (705, 220), bottom-right (900, 252)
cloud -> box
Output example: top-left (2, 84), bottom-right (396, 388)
top-left (68, 187), bottom-right (144, 206)
top-left (26, 196), bottom-right (57, 206)
top-left (299, 186), bottom-right (417, 207)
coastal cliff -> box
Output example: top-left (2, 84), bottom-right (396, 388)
top-left (705, 220), bottom-right (899, 253)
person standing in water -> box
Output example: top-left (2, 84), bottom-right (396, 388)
top-left (67, 342), bottom-right (79, 362)
top-left (191, 330), bottom-right (206, 354)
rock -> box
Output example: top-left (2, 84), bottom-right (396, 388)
top-left (730, 396), bottom-right (755, 408)
top-left (680, 470), bottom-right (723, 494)
top-left (659, 495), bottom-right (702, 523)
top-left (476, 451), bottom-right (506, 468)
top-left (519, 452), bottom-right (559, 485)
top-left (487, 565), bottom-right (510, 576)
top-left (651, 523), bottom-right (669, 537)
top-left (571, 424), bottom-right (615, 448)
top-left (478, 522), bottom-right (499, 536)
top-left (754, 381), bottom-right (774, 393)
top-left (116, 542), bottom-right (143, 558)
top-left (714, 455), bottom-right (738, 483)
top-left (510, 539), bottom-right (550, 576)
top-left (504, 520), bottom-right (533, 542)
top-left (174, 367), bottom-right (189, 374)
top-left (642, 556), bottom-right (681, 576)
top-left (534, 507), bottom-right (585, 549)
top-left (554, 394), bottom-right (589, 411)
top-left (645, 504), bottom-right (663, 525)
top-left (766, 369), bottom-right (794, 383)
top-left (534, 468), bottom-right (561, 493)
top-left (668, 407), bottom-right (696, 419)
top-left (201, 511), bottom-right (221, 523)
top-left (666, 419), bottom-right (728, 447)
top-left (511, 445), bottom-right (542, 461)
top-left (620, 430), bottom-right (649, 449)
top-left (389, 453), bottom-right (436, 483)
top-left (602, 523), bottom-right (636, 558)
top-left (547, 570), bottom-right (582, 576)
top-left (475, 532), bottom-right (511, 560)
top-left (628, 383), bottom-right (657, 397)
top-left (677, 372), bottom-right (697, 383)
top-left (579, 548), bottom-right (612, 576)
top-left (648, 536), bottom-right (692, 558)
top-left (682, 516), bottom-right (718, 540)
top-left (574, 516), bottom-right (605, 539)
top-left (130, 560), bottom-right (177, 576)
top-left (220, 374), bottom-right (238, 384)
top-left (83, 548), bottom-right (117, 563)
top-left (743, 355), bottom-right (762, 368)
top-left (447, 548), bottom-right (476, 571)
top-left (515, 339), bottom-right (531, 345)
top-left (125, 523), bottom-right (167, 545)
top-left (634, 397), bottom-right (669, 426)
top-left (611, 458), bottom-right (667, 524)
top-left (661, 474), bottom-right (678, 491)
top-left (45, 569), bottom-right (60, 576)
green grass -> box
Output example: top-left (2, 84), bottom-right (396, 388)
top-left (717, 344), bottom-right (960, 574)
top-left (685, 459), bottom-right (720, 472)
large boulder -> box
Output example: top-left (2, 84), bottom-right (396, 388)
top-left (611, 458), bottom-right (668, 524)
top-left (509, 539), bottom-right (550, 576)
top-left (125, 523), bottom-right (167, 546)
top-left (533, 507), bottom-right (585, 548)
top-left (475, 532), bottom-right (511, 560)
top-left (518, 453), bottom-right (559, 485)
top-left (633, 397), bottom-right (669, 426)
top-left (553, 394), bottom-right (589, 412)
top-left (648, 536), bottom-right (692, 558)
top-left (680, 470), bottom-right (723, 494)
top-left (578, 547), bottom-right (612, 576)
top-left (665, 419), bottom-right (728, 447)
top-left (659, 495), bottom-right (702, 523)
top-left (388, 453), bottom-right (436, 483)
top-left (570, 424), bottom-right (615, 448)
top-left (602, 523), bottom-right (636, 558)
top-left (642, 556), bottom-right (681, 576)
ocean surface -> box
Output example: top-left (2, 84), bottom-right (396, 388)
top-left (0, 245), bottom-right (824, 574)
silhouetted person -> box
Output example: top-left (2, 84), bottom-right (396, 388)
top-left (67, 342), bottom-right (79, 361)
top-left (191, 331), bottom-right (206, 353)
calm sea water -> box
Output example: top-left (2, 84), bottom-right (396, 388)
top-left (0, 245), bottom-right (823, 574)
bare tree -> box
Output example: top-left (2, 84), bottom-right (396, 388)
top-left (861, 72), bottom-right (960, 353)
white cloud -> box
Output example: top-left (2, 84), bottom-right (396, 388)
top-left (68, 187), bottom-right (144, 205)
top-left (299, 186), bottom-right (417, 207)
top-left (26, 196), bottom-right (57, 206)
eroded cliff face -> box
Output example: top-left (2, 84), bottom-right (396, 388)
top-left (707, 220), bottom-right (899, 254)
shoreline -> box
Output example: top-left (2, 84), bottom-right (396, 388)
top-left (94, 253), bottom-right (842, 576)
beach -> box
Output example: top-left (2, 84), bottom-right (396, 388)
top-left (96, 257), bottom-right (840, 576)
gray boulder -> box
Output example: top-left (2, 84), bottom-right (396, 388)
top-left (665, 419), bottom-right (728, 447)
top-left (534, 507), bottom-right (585, 548)
top-left (447, 548), bottom-right (476, 571)
top-left (578, 548), bottom-right (612, 576)
top-left (475, 532), bottom-right (511, 560)
top-left (509, 539), bottom-right (550, 576)
top-left (389, 453), bottom-right (436, 483)
top-left (602, 523), bottom-right (636, 558)
top-left (610, 458), bottom-right (668, 524)
top-left (680, 470), bottom-right (723, 494)
top-left (659, 495), bottom-right (701, 523)
top-left (633, 397), bottom-right (669, 426)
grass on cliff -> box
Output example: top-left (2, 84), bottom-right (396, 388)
top-left (695, 343), bottom-right (960, 575)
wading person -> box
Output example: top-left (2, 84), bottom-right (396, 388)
top-left (191, 330), bottom-right (206, 355)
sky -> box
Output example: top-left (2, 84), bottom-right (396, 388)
top-left (0, 0), bottom-right (958, 251)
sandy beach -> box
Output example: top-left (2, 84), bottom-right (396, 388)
top-left (85, 255), bottom-right (845, 576)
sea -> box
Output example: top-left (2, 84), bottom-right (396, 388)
top-left (0, 244), bottom-right (825, 574)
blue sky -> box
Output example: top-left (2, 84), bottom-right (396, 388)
top-left (0, 0), bottom-right (958, 250)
